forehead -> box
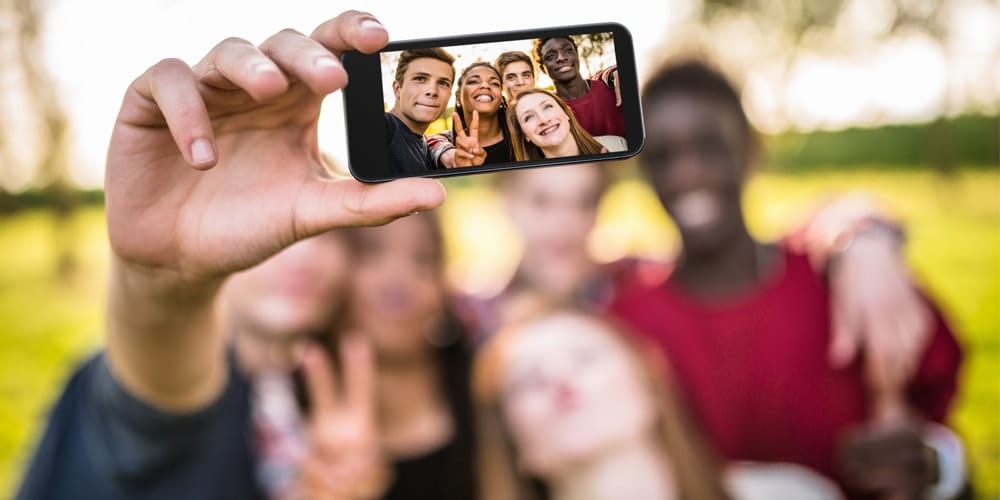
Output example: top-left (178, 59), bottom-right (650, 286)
top-left (463, 66), bottom-right (499, 81)
top-left (516, 93), bottom-right (556, 111)
top-left (509, 164), bottom-right (603, 197)
top-left (403, 57), bottom-right (454, 80)
top-left (644, 92), bottom-right (744, 142)
top-left (502, 60), bottom-right (532, 75)
top-left (541, 38), bottom-right (574, 54)
top-left (504, 315), bottom-right (625, 370)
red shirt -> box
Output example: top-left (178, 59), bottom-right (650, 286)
top-left (563, 80), bottom-right (626, 138)
top-left (608, 248), bottom-right (962, 492)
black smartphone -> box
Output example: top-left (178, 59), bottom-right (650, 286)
top-left (341, 23), bottom-right (644, 182)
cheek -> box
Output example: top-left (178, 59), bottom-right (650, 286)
top-left (504, 393), bottom-right (553, 442)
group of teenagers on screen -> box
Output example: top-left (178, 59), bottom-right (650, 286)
top-left (384, 35), bottom-right (627, 174)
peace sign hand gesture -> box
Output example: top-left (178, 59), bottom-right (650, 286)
top-left (293, 337), bottom-right (390, 500)
top-left (451, 111), bottom-right (487, 167)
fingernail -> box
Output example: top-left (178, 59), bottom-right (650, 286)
top-left (314, 55), bottom-right (339, 69)
top-left (252, 62), bottom-right (277, 74)
top-left (190, 138), bottom-right (214, 165)
top-left (359, 18), bottom-right (383, 31)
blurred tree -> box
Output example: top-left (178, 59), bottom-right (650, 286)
top-left (1, 0), bottom-right (77, 278)
top-left (574, 32), bottom-right (616, 76)
top-left (688, 0), bottom-right (981, 174)
top-left (1, 0), bottom-right (71, 193)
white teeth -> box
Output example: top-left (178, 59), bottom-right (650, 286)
top-left (474, 95), bottom-right (492, 102)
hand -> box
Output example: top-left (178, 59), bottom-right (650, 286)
top-left (595, 65), bottom-right (620, 106)
top-left (439, 149), bottom-right (457, 168)
top-left (293, 337), bottom-right (390, 500)
top-left (828, 230), bottom-right (932, 422)
top-left (839, 420), bottom-right (937, 500)
top-left (106, 10), bottom-right (445, 284)
top-left (104, 11), bottom-right (445, 412)
top-left (451, 111), bottom-right (486, 167)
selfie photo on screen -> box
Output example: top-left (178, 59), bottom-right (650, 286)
top-left (380, 32), bottom-right (625, 175)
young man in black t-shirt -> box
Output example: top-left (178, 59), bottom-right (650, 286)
top-left (385, 48), bottom-right (455, 175)
top-left (17, 11), bottom-right (446, 500)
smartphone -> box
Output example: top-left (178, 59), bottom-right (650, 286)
top-left (341, 23), bottom-right (644, 182)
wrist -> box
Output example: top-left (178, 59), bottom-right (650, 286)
top-left (828, 218), bottom-right (904, 271)
top-left (922, 423), bottom-right (966, 500)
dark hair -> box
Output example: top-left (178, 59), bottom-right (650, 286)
top-left (640, 60), bottom-right (758, 156)
top-left (494, 51), bottom-right (535, 78)
top-left (507, 88), bottom-right (604, 161)
top-left (453, 62), bottom-right (514, 160)
top-left (532, 36), bottom-right (577, 71)
top-left (394, 48), bottom-right (456, 86)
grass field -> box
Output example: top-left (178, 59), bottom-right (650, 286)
top-left (1, 168), bottom-right (997, 496)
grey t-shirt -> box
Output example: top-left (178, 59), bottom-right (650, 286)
top-left (17, 352), bottom-right (263, 500)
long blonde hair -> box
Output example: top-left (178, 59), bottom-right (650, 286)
top-left (507, 88), bottom-right (605, 161)
top-left (472, 304), bottom-right (732, 500)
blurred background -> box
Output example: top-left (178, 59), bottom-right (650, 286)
top-left (0, 0), bottom-right (996, 496)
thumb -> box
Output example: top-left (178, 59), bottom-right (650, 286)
top-left (829, 300), bottom-right (859, 368)
top-left (294, 176), bottom-right (446, 237)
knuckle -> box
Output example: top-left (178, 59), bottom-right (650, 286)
top-left (218, 36), bottom-right (251, 49)
top-left (151, 57), bottom-right (189, 76)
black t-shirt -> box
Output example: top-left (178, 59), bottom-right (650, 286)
top-left (381, 319), bottom-right (478, 500)
top-left (482, 139), bottom-right (513, 165)
top-left (385, 113), bottom-right (436, 176)
top-left (17, 353), bottom-right (263, 500)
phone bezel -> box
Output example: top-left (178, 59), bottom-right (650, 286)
top-left (341, 22), bottom-right (644, 182)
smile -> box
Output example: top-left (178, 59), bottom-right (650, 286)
top-left (538, 122), bottom-right (559, 136)
top-left (474, 94), bottom-right (494, 103)
top-left (557, 66), bottom-right (573, 73)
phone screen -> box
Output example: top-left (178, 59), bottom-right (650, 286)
top-left (342, 23), bottom-right (643, 182)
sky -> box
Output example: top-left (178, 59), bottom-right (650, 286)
top-left (19, 0), bottom-right (1000, 190)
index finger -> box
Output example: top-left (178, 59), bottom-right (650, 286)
top-left (302, 342), bottom-right (340, 416)
top-left (340, 335), bottom-right (375, 421)
top-left (452, 112), bottom-right (467, 139)
top-left (310, 10), bottom-right (389, 56)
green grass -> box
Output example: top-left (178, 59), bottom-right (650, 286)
top-left (2, 168), bottom-right (998, 496)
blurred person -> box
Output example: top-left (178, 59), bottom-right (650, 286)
top-left (473, 307), bottom-right (845, 500)
top-left (17, 11), bottom-right (447, 500)
top-left (337, 211), bottom-right (478, 500)
top-left (221, 232), bottom-right (360, 498)
top-left (386, 48), bottom-right (456, 175)
top-left (428, 62), bottom-right (514, 168)
top-left (509, 88), bottom-right (612, 161)
top-left (533, 36), bottom-right (625, 138)
top-left (495, 51), bottom-right (535, 101)
top-left (610, 59), bottom-right (968, 499)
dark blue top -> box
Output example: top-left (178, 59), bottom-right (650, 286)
top-left (385, 112), bottom-right (436, 175)
top-left (17, 353), bottom-right (264, 500)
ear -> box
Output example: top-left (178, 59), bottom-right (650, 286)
top-left (392, 80), bottom-right (401, 100)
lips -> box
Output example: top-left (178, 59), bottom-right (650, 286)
top-left (557, 66), bottom-right (573, 73)
top-left (537, 122), bottom-right (560, 136)
top-left (473, 90), bottom-right (495, 103)
top-left (671, 189), bottom-right (722, 230)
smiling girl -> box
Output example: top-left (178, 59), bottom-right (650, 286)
top-left (428, 62), bottom-right (515, 167)
top-left (508, 88), bottom-right (608, 161)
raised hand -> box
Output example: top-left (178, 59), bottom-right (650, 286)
top-left (106, 11), bottom-right (445, 282)
top-left (451, 110), bottom-right (486, 167)
top-left (104, 12), bottom-right (446, 412)
top-left (293, 337), bottom-right (389, 500)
